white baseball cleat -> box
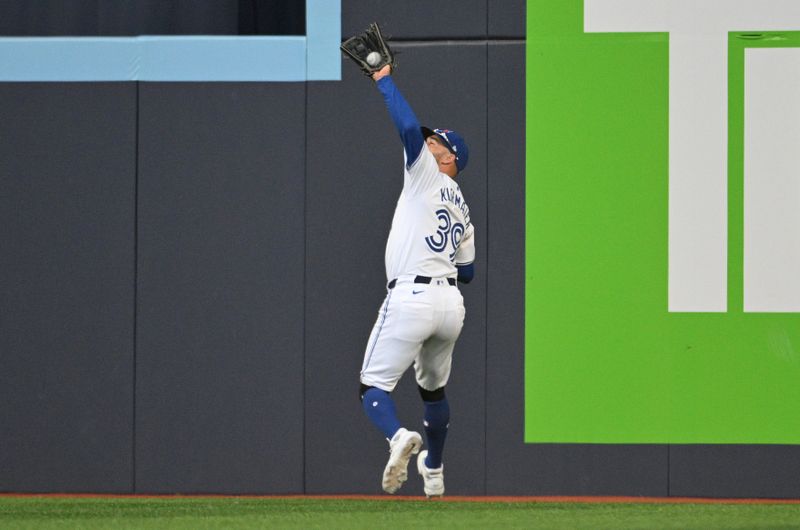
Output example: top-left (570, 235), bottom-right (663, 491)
top-left (382, 428), bottom-right (423, 494)
top-left (416, 450), bottom-right (444, 498)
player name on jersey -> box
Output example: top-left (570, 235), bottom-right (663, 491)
top-left (440, 186), bottom-right (471, 228)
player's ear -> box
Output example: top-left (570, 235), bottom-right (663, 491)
top-left (439, 154), bottom-right (457, 177)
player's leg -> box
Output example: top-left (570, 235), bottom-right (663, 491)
top-left (414, 345), bottom-right (453, 498)
top-left (359, 382), bottom-right (423, 494)
top-left (359, 383), bottom-right (401, 439)
top-left (414, 334), bottom-right (455, 472)
top-left (414, 337), bottom-right (455, 497)
top-left (413, 287), bottom-right (465, 497)
top-left (359, 287), bottom-right (432, 493)
top-left (415, 385), bottom-right (448, 497)
top-left (418, 385), bottom-right (449, 469)
top-left (359, 289), bottom-right (429, 439)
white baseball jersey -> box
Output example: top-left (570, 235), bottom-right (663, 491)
top-left (360, 146), bottom-right (474, 393)
top-left (384, 147), bottom-right (475, 281)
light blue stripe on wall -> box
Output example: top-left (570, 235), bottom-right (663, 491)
top-left (138, 36), bottom-right (307, 81)
top-left (0, 0), bottom-right (340, 81)
top-left (306, 0), bottom-right (341, 80)
top-left (0, 38), bottom-right (139, 81)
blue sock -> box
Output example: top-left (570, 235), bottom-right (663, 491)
top-left (422, 398), bottom-right (449, 468)
top-left (362, 388), bottom-right (402, 440)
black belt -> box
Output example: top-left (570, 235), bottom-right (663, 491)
top-left (387, 276), bottom-right (456, 289)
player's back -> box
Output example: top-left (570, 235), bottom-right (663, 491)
top-left (385, 148), bottom-right (474, 281)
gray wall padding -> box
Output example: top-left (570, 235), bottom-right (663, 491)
top-left (670, 445), bottom-right (800, 499)
top-left (0, 83), bottom-right (137, 493)
top-left (134, 83), bottom-right (306, 494)
top-left (489, 0), bottom-right (526, 38)
top-left (0, 0), bottom-right (305, 36)
top-left (343, 0), bottom-right (525, 40)
top-left (343, 0), bottom-right (487, 40)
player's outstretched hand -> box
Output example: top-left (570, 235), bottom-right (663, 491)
top-left (341, 22), bottom-right (396, 78)
top-left (372, 64), bottom-right (391, 82)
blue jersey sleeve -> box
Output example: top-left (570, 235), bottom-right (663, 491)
top-left (376, 76), bottom-right (425, 168)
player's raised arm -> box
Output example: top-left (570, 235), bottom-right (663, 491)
top-left (340, 23), bottom-right (424, 167)
top-left (371, 66), bottom-right (425, 168)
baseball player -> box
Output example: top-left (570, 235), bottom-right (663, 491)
top-left (358, 63), bottom-right (475, 498)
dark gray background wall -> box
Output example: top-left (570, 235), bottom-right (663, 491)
top-left (0, 0), bottom-right (305, 36)
top-left (0, 83), bottom-right (137, 492)
top-left (2, 0), bottom-right (799, 498)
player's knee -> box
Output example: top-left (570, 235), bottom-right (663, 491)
top-left (360, 383), bottom-right (374, 402)
top-left (418, 385), bottom-right (446, 402)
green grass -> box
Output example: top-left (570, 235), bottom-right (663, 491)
top-left (1, 497), bottom-right (800, 529)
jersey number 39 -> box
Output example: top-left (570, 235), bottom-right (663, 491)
top-left (425, 208), bottom-right (464, 261)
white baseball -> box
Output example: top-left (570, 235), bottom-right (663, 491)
top-left (366, 51), bottom-right (381, 66)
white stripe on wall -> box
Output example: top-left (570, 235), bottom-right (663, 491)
top-left (744, 48), bottom-right (800, 312)
top-left (585, 0), bottom-right (800, 312)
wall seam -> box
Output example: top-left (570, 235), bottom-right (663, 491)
top-left (667, 444), bottom-right (671, 497)
top-left (484, 0), bottom-right (490, 496)
top-left (302, 79), bottom-right (309, 495)
top-left (132, 80), bottom-right (140, 494)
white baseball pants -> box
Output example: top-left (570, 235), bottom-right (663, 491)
top-left (359, 275), bottom-right (465, 392)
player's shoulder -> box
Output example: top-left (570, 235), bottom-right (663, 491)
top-left (404, 147), bottom-right (442, 191)
top-left (407, 143), bottom-right (437, 172)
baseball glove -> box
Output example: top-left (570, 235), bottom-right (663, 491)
top-left (340, 22), bottom-right (396, 76)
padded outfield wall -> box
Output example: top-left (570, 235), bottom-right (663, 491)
top-left (1, 0), bottom-right (800, 498)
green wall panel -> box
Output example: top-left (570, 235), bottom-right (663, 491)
top-left (525, 0), bottom-right (800, 443)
